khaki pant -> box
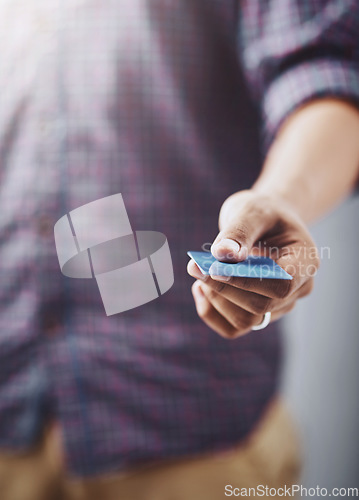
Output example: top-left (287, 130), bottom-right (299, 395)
top-left (0, 398), bottom-right (301, 500)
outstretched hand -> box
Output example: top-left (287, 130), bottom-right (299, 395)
top-left (187, 190), bottom-right (320, 338)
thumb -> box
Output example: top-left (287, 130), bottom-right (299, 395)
top-left (211, 199), bottom-right (272, 262)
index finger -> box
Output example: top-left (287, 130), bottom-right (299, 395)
top-left (210, 274), bottom-right (294, 299)
top-left (210, 244), bottom-right (318, 299)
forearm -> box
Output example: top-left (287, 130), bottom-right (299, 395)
top-left (252, 99), bottom-right (359, 224)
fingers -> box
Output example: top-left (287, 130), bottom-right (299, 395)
top-left (188, 257), bottom-right (272, 315)
top-left (275, 242), bottom-right (320, 290)
top-left (188, 260), bottom-right (313, 317)
top-left (191, 281), bottom-right (238, 339)
top-left (198, 281), bottom-right (262, 332)
top-left (208, 242), bottom-right (319, 299)
top-left (214, 275), bottom-right (294, 299)
top-left (192, 280), bottom-right (297, 339)
top-left (188, 259), bottom-right (314, 308)
top-left (188, 256), bottom-right (294, 299)
top-left (269, 300), bottom-right (296, 322)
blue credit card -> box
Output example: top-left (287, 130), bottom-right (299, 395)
top-left (187, 251), bottom-right (292, 280)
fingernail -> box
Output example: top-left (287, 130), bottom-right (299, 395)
top-left (210, 274), bottom-right (231, 282)
top-left (189, 262), bottom-right (208, 281)
top-left (211, 239), bottom-right (240, 260)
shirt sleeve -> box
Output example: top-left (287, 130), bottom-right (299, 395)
top-left (238, 0), bottom-right (359, 151)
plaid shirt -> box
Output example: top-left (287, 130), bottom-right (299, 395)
top-left (0, 0), bottom-right (358, 477)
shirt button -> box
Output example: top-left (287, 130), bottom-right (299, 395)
top-left (37, 214), bottom-right (54, 238)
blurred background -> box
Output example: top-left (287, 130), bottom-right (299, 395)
top-left (281, 195), bottom-right (359, 490)
top-left (1, 2), bottom-right (358, 496)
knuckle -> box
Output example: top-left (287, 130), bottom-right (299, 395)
top-left (237, 277), bottom-right (251, 290)
top-left (299, 279), bottom-right (314, 298)
top-left (212, 281), bottom-right (227, 294)
top-left (231, 226), bottom-right (249, 242)
top-left (205, 287), bottom-right (218, 301)
top-left (252, 296), bottom-right (272, 315)
top-left (272, 280), bottom-right (292, 299)
top-left (232, 312), bottom-right (253, 331)
top-left (262, 296), bottom-right (273, 313)
top-left (234, 325), bottom-right (252, 337)
top-left (221, 330), bottom-right (238, 340)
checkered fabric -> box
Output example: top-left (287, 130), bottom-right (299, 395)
top-left (0, 0), bottom-right (358, 477)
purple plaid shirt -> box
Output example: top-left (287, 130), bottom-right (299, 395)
top-left (1, 0), bottom-right (358, 477)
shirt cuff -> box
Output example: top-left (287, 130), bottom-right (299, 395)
top-left (262, 59), bottom-right (359, 152)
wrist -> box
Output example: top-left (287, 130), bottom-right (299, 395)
top-left (252, 99), bottom-right (359, 224)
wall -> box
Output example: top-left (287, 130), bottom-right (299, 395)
top-left (281, 196), bottom-right (359, 491)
